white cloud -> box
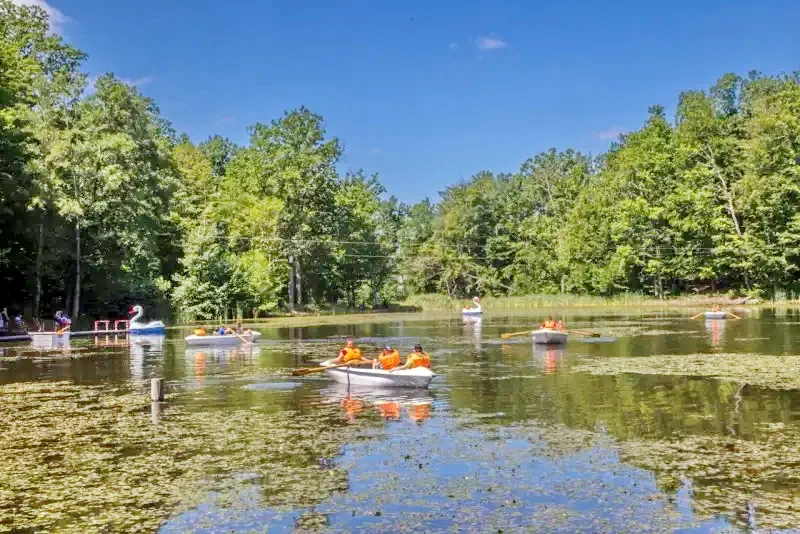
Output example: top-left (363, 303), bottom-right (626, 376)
top-left (475, 35), bottom-right (508, 50)
top-left (594, 127), bottom-right (626, 141)
top-left (449, 42), bottom-right (459, 51)
top-left (11, 0), bottom-right (71, 34)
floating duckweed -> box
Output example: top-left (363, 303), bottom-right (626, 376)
top-left (573, 353), bottom-right (800, 390)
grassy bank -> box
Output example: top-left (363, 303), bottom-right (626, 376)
top-left (400, 293), bottom-right (762, 311)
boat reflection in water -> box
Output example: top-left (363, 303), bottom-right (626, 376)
top-left (705, 318), bottom-right (726, 349)
top-left (532, 344), bottom-right (567, 374)
top-left (322, 384), bottom-right (433, 424)
top-left (129, 334), bottom-right (164, 382)
top-left (184, 345), bottom-right (261, 386)
top-left (463, 316), bottom-right (483, 350)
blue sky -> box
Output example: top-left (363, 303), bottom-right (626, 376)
top-left (28, 0), bottom-right (800, 203)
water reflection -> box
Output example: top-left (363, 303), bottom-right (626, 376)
top-left (7, 310), bottom-right (800, 530)
top-left (532, 344), bottom-right (567, 374)
top-left (463, 316), bottom-right (482, 350)
top-left (705, 318), bottom-right (726, 349)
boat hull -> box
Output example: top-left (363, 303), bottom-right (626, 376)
top-left (321, 359), bottom-right (435, 388)
top-left (184, 331), bottom-right (262, 347)
top-left (30, 331), bottom-right (70, 348)
top-left (129, 326), bottom-right (166, 335)
top-left (462, 309), bottom-right (483, 316)
top-left (704, 312), bottom-right (727, 320)
top-left (532, 329), bottom-right (568, 345)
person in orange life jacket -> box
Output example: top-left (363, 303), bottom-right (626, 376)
top-left (541, 316), bottom-right (558, 329)
top-left (374, 345), bottom-right (400, 370)
top-left (334, 337), bottom-right (363, 363)
top-left (394, 343), bottom-right (431, 371)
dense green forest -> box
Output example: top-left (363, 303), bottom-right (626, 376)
top-left (2, 1), bottom-right (800, 320)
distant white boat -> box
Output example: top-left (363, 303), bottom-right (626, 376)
top-left (184, 331), bottom-right (261, 347)
top-left (462, 296), bottom-right (483, 315)
top-left (320, 359), bottom-right (435, 388)
top-left (532, 329), bottom-right (568, 345)
top-left (704, 311), bottom-right (727, 320)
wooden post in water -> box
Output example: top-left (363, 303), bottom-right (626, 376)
top-left (151, 378), bottom-right (164, 402)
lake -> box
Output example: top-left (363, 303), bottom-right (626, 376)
top-left (2, 308), bottom-right (800, 532)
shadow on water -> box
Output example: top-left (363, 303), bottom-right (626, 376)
top-left (3, 308), bottom-right (800, 530)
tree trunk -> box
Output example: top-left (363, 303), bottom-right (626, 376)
top-left (33, 218), bottom-right (44, 319)
top-left (295, 258), bottom-right (303, 310)
top-left (288, 255), bottom-right (295, 313)
top-left (72, 220), bottom-right (80, 320)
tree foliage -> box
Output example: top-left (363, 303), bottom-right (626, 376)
top-left (2, 0), bottom-right (800, 320)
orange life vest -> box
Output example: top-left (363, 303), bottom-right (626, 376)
top-left (340, 347), bottom-right (362, 362)
top-left (406, 352), bottom-right (431, 369)
top-left (542, 320), bottom-right (557, 329)
top-left (378, 349), bottom-right (400, 370)
top-left (194, 328), bottom-right (206, 336)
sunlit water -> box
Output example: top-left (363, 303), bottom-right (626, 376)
top-left (2, 308), bottom-right (800, 532)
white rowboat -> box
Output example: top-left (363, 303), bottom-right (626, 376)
top-left (30, 331), bottom-right (70, 348)
top-left (184, 331), bottom-right (262, 347)
top-left (532, 329), bottom-right (568, 345)
top-left (704, 311), bottom-right (727, 320)
top-left (320, 359), bottom-right (435, 389)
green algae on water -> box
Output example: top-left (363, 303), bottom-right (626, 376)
top-left (573, 353), bottom-right (800, 390)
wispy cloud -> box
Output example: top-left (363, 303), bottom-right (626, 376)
top-left (11, 0), bottom-right (71, 34)
top-left (119, 76), bottom-right (154, 88)
top-left (594, 127), bottom-right (626, 141)
top-left (370, 148), bottom-right (380, 154)
top-left (449, 42), bottom-right (459, 51)
top-left (213, 116), bottom-right (234, 126)
top-left (475, 35), bottom-right (508, 50)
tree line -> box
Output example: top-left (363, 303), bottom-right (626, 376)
top-left (2, 1), bottom-right (800, 321)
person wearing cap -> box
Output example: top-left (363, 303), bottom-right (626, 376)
top-left (395, 343), bottom-right (431, 370)
top-left (374, 344), bottom-right (400, 370)
top-left (334, 337), bottom-right (363, 364)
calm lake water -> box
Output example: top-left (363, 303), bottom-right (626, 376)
top-left (2, 308), bottom-right (800, 532)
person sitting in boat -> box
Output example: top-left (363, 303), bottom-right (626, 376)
top-left (194, 326), bottom-right (207, 336)
top-left (374, 345), bottom-right (400, 370)
top-left (541, 316), bottom-right (558, 329)
top-left (334, 337), bottom-right (363, 363)
top-left (54, 311), bottom-right (71, 330)
top-left (555, 320), bottom-right (565, 331)
top-left (711, 304), bottom-right (721, 312)
top-left (14, 313), bottom-right (24, 329)
top-left (395, 344), bottom-right (431, 370)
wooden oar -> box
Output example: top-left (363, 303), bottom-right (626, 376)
top-left (566, 329), bottom-right (600, 338)
top-left (500, 330), bottom-right (535, 339)
top-left (689, 312), bottom-right (706, 320)
top-left (292, 360), bottom-right (373, 376)
top-left (726, 311), bottom-right (741, 320)
top-left (234, 330), bottom-right (253, 345)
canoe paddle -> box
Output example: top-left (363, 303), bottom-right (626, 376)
top-left (689, 312), bottom-right (706, 319)
top-left (292, 360), bottom-right (373, 376)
